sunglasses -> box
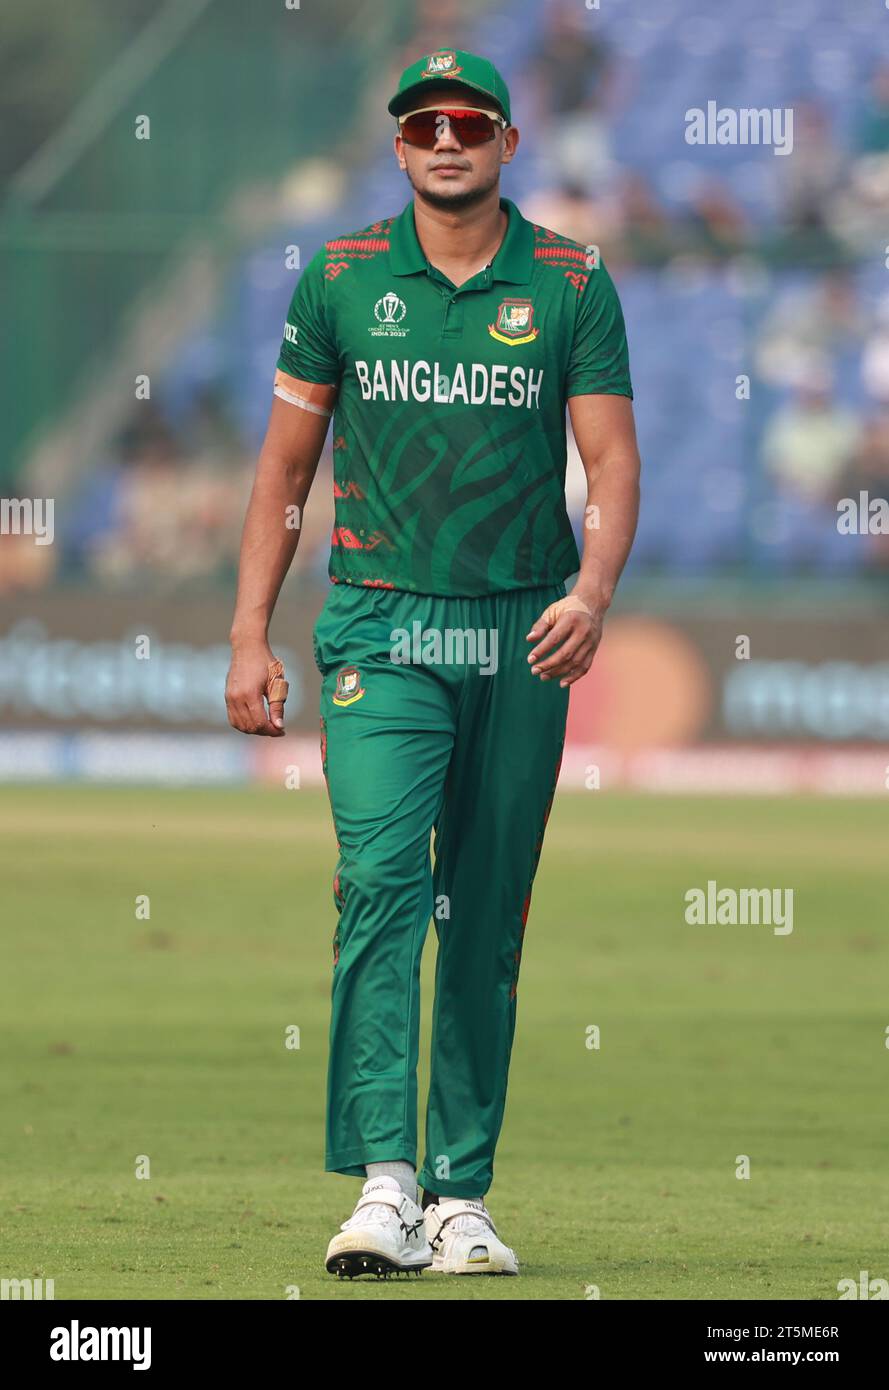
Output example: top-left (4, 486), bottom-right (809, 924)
top-left (397, 105), bottom-right (509, 149)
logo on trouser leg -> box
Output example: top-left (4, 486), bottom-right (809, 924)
top-left (332, 665), bottom-right (365, 706)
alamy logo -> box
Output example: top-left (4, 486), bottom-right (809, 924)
top-left (389, 623), bottom-right (499, 676)
top-left (1, 497), bottom-right (54, 545)
top-left (685, 102), bottom-right (793, 156)
top-left (684, 881), bottom-right (793, 935)
top-left (49, 1320), bottom-right (151, 1370)
top-left (2, 1277), bottom-right (54, 1299)
top-left (370, 292), bottom-right (409, 337)
top-left (837, 491), bottom-right (889, 534)
top-left (837, 1270), bottom-right (888, 1299)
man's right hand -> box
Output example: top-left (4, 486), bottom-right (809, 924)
top-left (225, 639), bottom-right (287, 736)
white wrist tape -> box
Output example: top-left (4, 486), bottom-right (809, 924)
top-left (541, 595), bottom-right (594, 626)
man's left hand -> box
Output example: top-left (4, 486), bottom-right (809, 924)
top-left (525, 594), bottom-right (604, 688)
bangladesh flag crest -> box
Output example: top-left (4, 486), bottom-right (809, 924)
top-left (423, 50), bottom-right (462, 78)
top-left (488, 298), bottom-right (539, 345)
top-left (333, 665), bottom-right (365, 707)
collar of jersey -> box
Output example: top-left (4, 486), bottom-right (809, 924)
top-left (388, 195), bottom-right (533, 284)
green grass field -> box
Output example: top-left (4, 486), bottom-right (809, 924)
top-left (0, 785), bottom-right (886, 1301)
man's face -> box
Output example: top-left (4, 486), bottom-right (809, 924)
top-left (394, 81), bottom-right (518, 211)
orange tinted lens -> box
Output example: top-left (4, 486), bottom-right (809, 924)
top-left (399, 111), bottom-right (439, 147)
top-left (400, 109), bottom-right (496, 147)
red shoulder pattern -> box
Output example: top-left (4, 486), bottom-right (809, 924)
top-left (323, 216), bottom-right (395, 277)
top-left (532, 224), bottom-right (593, 295)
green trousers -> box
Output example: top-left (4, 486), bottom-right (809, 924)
top-left (313, 580), bottom-right (569, 1197)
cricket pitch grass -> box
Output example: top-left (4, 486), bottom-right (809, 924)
top-left (1, 786), bottom-right (885, 1301)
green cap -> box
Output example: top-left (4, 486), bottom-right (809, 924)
top-left (387, 48), bottom-right (511, 123)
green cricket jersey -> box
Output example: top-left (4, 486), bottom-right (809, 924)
top-left (276, 195), bottom-right (632, 596)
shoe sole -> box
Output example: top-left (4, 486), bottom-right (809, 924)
top-left (326, 1249), bottom-right (431, 1279)
top-left (428, 1252), bottom-right (519, 1275)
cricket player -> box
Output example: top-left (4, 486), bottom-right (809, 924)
top-left (225, 47), bottom-right (640, 1278)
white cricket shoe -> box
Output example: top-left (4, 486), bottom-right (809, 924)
top-left (325, 1176), bottom-right (432, 1279)
top-left (424, 1197), bottom-right (519, 1275)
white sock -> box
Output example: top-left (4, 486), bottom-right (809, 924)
top-left (365, 1161), bottom-right (417, 1205)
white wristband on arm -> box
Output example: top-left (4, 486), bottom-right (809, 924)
top-left (273, 382), bottom-right (333, 418)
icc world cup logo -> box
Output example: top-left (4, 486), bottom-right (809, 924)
top-left (374, 292), bottom-right (407, 325)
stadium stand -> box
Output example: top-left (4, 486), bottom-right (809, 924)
top-left (7, 0), bottom-right (889, 590)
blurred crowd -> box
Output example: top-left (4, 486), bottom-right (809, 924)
top-left (0, 386), bottom-right (338, 596)
top-left (523, 7), bottom-right (889, 273)
top-left (6, 0), bottom-right (889, 595)
top-left (756, 277), bottom-right (889, 570)
top-left (52, 390), bottom-right (336, 594)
